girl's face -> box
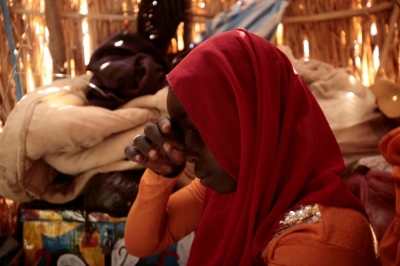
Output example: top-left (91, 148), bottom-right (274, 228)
top-left (167, 89), bottom-right (237, 194)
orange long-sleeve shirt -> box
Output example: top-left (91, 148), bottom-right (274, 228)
top-left (125, 169), bottom-right (380, 265)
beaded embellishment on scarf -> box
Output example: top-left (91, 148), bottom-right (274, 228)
top-left (261, 204), bottom-right (322, 258)
top-left (272, 204), bottom-right (322, 241)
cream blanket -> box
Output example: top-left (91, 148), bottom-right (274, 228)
top-left (0, 75), bottom-right (168, 203)
top-left (278, 46), bottom-right (396, 167)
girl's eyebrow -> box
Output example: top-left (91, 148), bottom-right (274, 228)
top-left (181, 112), bottom-right (188, 119)
top-left (183, 113), bottom-right (197, 128)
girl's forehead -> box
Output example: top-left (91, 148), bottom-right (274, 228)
top-left (167, 89), bottom-right (185, 116)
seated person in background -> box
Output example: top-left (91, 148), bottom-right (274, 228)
top-left (124, 28), bottom-right (380, 265)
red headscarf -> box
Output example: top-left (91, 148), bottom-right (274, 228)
top-left (166, 29), bottom-right (366, 265)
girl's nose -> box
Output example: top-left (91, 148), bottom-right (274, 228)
top-left (186, 150), bottom-right (200, 163)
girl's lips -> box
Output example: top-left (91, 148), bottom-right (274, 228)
top-left (195, 170), bottom-right (211, 186)
top-left (199, 175), bottom-right (211, 186)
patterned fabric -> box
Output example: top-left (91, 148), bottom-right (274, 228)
top-left (21, 209), bottom-right (191, 266)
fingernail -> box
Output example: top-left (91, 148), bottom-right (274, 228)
top-left (164, 142), bottom-right (171, 151)
top-left (161, 124), bottom-right (168, 132)
top-left (149, 150), bottom-right (156, 158)
top-left (135, 154), bottom-right (141, 161)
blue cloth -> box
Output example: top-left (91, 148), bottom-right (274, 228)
top-left (198, 0), bottom-right (289, 42)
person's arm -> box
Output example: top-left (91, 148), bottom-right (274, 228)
top-left (124, 169), bottom-right (204, 258)
top-left (264, 237), bottom-right (377, 266)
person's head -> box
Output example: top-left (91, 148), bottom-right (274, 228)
top-left (167, 88), bottom-right (237, 194)
top-left (166, 28), bottom-right (296, 195)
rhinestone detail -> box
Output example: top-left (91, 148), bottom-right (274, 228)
top-left (272, 204), bottom-right (321, 241)
top-left (261, 204), bottom-right (322, 258)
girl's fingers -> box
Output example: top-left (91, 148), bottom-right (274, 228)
top-left (144, 120), bottom-right (185, 155)
top-left (144, 124), bottom-right (167, 150)
top-left (132, 134), bottom-right (159, 160)
top-left (125, 145), bottom-right (179, 176)
top-left (157, 116), bottom-right (172, 134)
top-left (124, 145), bottom-right (148, 164)
top-left (125, 118), bottom-right (187, 176)
top-left (158, 117), bottom-right (186, 150)
top-left (167, 145), bottom-right (187, 166)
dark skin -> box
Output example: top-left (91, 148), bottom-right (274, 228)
top-left (124, 88), bottom-right (237, 194)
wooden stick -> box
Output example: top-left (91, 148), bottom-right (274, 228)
top-left (9, 7), bottom-right (137, 21)
top-left (282, 2), bottom-right (393, 23)
top-left (375, 2), bottom-right (400, 80)
top-left (45, 0), bottom-right (67, 78)
top-left (9, 6), bottom-right (220, 21)
top-left (1, 0), bottom-right (23, 100)
top-left (0, 74), bottom-right (13, 122)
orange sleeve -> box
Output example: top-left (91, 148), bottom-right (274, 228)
top-left (378, 127), bottom-right (400, 266)
top-left (379, 127), bottom-right (400, 167)
top-left (263, 205), bottom-right (380, 266)
top-left (124, 168), bottom-right (204, 258)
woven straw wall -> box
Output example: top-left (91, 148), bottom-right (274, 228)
top-left (1, 0), bottom-right (398, 123)
top-left (282, 0), bottom-right (398, 85)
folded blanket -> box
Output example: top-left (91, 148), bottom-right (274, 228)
top-left (0, 75), bottom-right (169, 203)
top-left (278, 45), bottom-right (397, 167)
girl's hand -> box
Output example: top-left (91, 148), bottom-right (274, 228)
top-left (124, 116), bottom-right (186, 177)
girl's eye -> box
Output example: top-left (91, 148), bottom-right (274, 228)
top-left (190, 129), bottom-right (200, 136)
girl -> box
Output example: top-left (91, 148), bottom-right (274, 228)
top-left (124, 29), bottom-right (380, 265)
